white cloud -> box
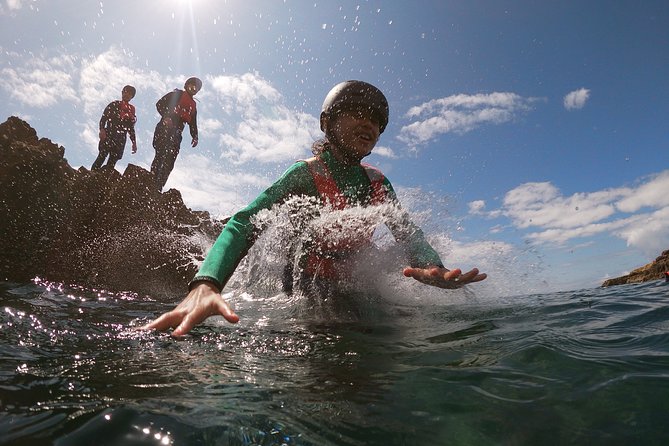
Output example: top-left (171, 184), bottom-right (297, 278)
top-left (525, 217), bottom-right (632, 245)
top-left (399, 92), bottom-right (540, 148)
top-left (487, 171), bottom-right (669, 257)
top-left (208, 73), bottom-right (320, 164)
top-left (218, 112), bottom-right (317, 164)
top-left (372, 145), bottom-right (398, 159)
top-left (165, 153), bottom-right (272, 217)
top-left (210, 73), bottom-right (282, 112)
top-left (618, 207), bottom-right (669, 256)
top-left (0, 0), bottom-right (23, 13)
top-left (615, 170), bottom-right (669, 212)
top-left (197, 117), bottom-right (224, 134)
top-left (446, 238), bottom-right (515, 266)
top-left (78, 123), bottom-right (99, 156)
top-left (468, 200), bottom-right (486, 214)
top-left (1, 57), bottom-right (78, 107)
top-left (501, 182), bottom-right (623, 229)
top-left (563, 88), bottom-right (590, 110)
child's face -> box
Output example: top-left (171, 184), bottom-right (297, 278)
top-left (329, 108), bottom-right (381, 162)
top-left (185, 83), bottom-right (200, 96)
top-left (121, 89), bottom-right (134, 102)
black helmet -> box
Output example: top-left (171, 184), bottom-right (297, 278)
top-left (320, 80), bottom-right (389, 133)
top-left (185, 76), bottom-right (203, 91)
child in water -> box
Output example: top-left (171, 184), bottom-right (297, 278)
top-left (142, 80), bottom-right (487, 335)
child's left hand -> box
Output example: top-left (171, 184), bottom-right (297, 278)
top-left (403, 266), bottom-right (487, 289)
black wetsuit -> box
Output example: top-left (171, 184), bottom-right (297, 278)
top-left (150, 89), bottom-right (198, 189)
top-left (91, 100), bottom-right (136, 170)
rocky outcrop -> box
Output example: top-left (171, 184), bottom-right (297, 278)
top-left (601, 250), bottom-right (669, 287)
top-left (0, 116), bottom-right (225, 298)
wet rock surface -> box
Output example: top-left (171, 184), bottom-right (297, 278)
top-left (0, 116), bottom-right (225, 298)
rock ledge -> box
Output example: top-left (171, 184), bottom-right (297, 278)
top-left (0, 116), bottom-right (225, 297)
top-left (601, 250), bottom-right (669, 287)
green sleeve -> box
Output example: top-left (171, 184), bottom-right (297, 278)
top-left (191, 161), bottom-right (315, 290)
top-left (382, 179), bottom-right (445, 269)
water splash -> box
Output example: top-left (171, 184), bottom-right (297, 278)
top-left (228, 195), bottom-right (547, 311)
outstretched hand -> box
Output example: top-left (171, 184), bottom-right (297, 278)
top-left (140, 282), bottom-right (239, 336)
top-left (403, 266), bottom-right (487, 289)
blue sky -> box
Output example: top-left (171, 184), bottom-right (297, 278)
top-left (1, 0), bottom-right (668, 294)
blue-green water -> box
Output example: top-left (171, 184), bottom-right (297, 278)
top-left (1, 278), bottom-right (669, 445)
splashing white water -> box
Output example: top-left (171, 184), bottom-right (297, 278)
top-left (210, 195), bottom-right (548, 321)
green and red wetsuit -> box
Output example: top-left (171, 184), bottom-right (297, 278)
top-left (191, 149), bottom-right (444, 292)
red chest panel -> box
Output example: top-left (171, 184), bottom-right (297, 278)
top-left (175, 93), bottom-right (196, 123)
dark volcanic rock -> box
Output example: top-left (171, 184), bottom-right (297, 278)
top-left (602, 250), bottom-right (669, 287)
top-left (0, 116), bottom-right (225, 298)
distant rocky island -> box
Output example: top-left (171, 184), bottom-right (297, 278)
top-left (601, 250), bottom-right (669, 287)
top-left (0, 116), bottom-right (225, 298)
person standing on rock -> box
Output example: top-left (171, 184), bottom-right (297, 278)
top-left (150, 77), bottom-right (201, 190)
top-left (91, 85), bottom-right (138, 171)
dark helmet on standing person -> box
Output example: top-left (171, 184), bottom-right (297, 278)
top-left (320, 80), bottom-right (389, 134)
top-left (185, 76), bottom-right (203, 91)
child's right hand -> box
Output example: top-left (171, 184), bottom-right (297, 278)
top-left (140, 282), bottom-right (239, 336)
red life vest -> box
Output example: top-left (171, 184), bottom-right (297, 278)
top-left (175, 91), bottom-right (196, 124)
top-left (303, 156), bottom-right (387, 279)
top-left (119, 101), bottom-right (136, 123)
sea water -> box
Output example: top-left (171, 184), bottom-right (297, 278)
top-left (2, 277), bottom-right (669, 445)
top-left (3, 199), bottom-right (669, 445)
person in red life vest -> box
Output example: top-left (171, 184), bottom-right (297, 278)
top-left (150, 76), bottom-right (202, 190)
top-left (91, 85), bottom-right (137, 170)
top-left (142, 80), bottom-right (487, 336)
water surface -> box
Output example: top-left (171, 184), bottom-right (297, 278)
top-left (2, 279), bottom-right (669, 445)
